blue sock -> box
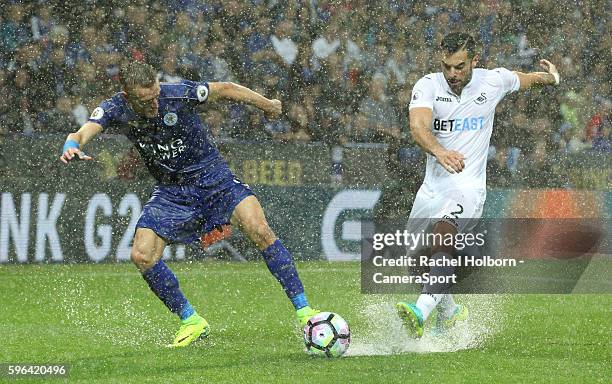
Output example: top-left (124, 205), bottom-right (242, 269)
top-left (291, 293), bottom-right (309, 310)
top-left (142, 260), bottom-right (195, 320)
top-left (262, 240), bottom-right (309, 310)
top-left (179, 302), bottom-right (195, 321)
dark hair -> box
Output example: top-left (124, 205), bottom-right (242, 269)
top-left (440, 32), bottom-right (477, 57)
top-left (118, 61), bottom-right (157, 90)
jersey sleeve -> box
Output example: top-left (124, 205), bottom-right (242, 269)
top-left (492, 67), bottom-right (520, 96)
top-left (87, 99), bottom-right (118, 131)
top-left (408, 76), bottom-right (435, 110)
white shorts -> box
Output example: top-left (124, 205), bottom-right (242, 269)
top-left (407, 185), bottom-right (486, 234)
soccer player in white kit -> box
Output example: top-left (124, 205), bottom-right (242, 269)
top-left (396, 32), bottom-right (560, 338)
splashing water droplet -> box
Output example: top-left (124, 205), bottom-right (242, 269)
top-left (346, 294), bottom-right (507, 356)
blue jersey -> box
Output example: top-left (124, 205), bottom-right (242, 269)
top-left (88, 80), bottom-right (233, 185)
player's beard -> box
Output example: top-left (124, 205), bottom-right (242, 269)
top-left (448, 67), bottom-right (473, 94)
top-left (133, 104), bottom-right (158, 119)
top-left (144, 106), bottom-right (158, 118)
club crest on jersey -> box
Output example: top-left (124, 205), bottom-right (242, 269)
top-left (90, 107), bottom-right (104, 120)
top-left (163, 112), bottom-right (178, 126)
top-left (474, 92), bottom-right (488, 105)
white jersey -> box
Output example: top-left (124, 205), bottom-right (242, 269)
top-left (409, 68), bottom-right (520, 192)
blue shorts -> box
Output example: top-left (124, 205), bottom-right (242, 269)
top-left (136, 177), bottom-right (254, 244)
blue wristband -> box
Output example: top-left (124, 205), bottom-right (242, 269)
top-left (62, 139), bottom-right (80, 153)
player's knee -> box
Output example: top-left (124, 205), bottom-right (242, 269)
top-left (248, 219), bottom-right (276, 248)
top-left (252, 224), bottom-right (272, 243)
top-left (130, 247), bottom-right (156, 270)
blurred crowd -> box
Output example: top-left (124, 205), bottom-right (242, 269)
top-left (0, 0), bottom-right (610, 186)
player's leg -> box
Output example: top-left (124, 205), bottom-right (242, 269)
top-left (131, 228), bottom-right (209, 347)
top-left (396, 187), bottom-right (433, 337)
top-left (131, 228), bottom-right (194, 319)
top-left (134, 185), bottom-right (218, 346)
top-left (397, 220), bottom-right (457, 338)
top-left (416, 221), bottom-right (458, 317)
top-left (432, 241), bottom-right (482, 332)
top-left (397, 188), bottom-right (479, 337)
top-left (433, 192), bottom-right (484, 332)
top-left (230, 195), bottom-right (318, 325)
top-left (431, 242), bottom-right (481, 333)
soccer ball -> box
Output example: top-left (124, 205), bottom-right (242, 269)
top-left (303, 312), bottom-right (350, 357)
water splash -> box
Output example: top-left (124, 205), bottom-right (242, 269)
top-left (346, 294), bottom-right (507, 356)
top-left (55, 275), bottom-right (167, 347)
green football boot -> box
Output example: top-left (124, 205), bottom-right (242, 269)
top-left (396, 302), bottom-right (424, 338)
top-left (168, 313), bottom-right (210, 348)
top-left (296, 306), bottom-right (320, 327)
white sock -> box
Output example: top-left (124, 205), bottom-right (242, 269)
top-left (437, 294), bottom-right (458, 319)
top-left (415, 293), bottom-right (443, 321)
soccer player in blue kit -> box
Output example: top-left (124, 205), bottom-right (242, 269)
top-left (59, 61), bottom-right (319, 347)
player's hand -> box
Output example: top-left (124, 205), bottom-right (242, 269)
top-left (434, 149), bottom-right (465, 174)
top-left (59, 148), bottom-right (92, 164)
top-left (539, 59), bottom-right (559, 85)
top-left (265, 99), bottom-right (282, 119)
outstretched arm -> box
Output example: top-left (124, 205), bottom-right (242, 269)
top-left (410, 107), bottom-right (465, 173)
top-left (59, 122), bottom-right (103, 163)
top-left (207, 82), bottom-right (282, 119)
top-left (514, 59), bottom-right (560, 90)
